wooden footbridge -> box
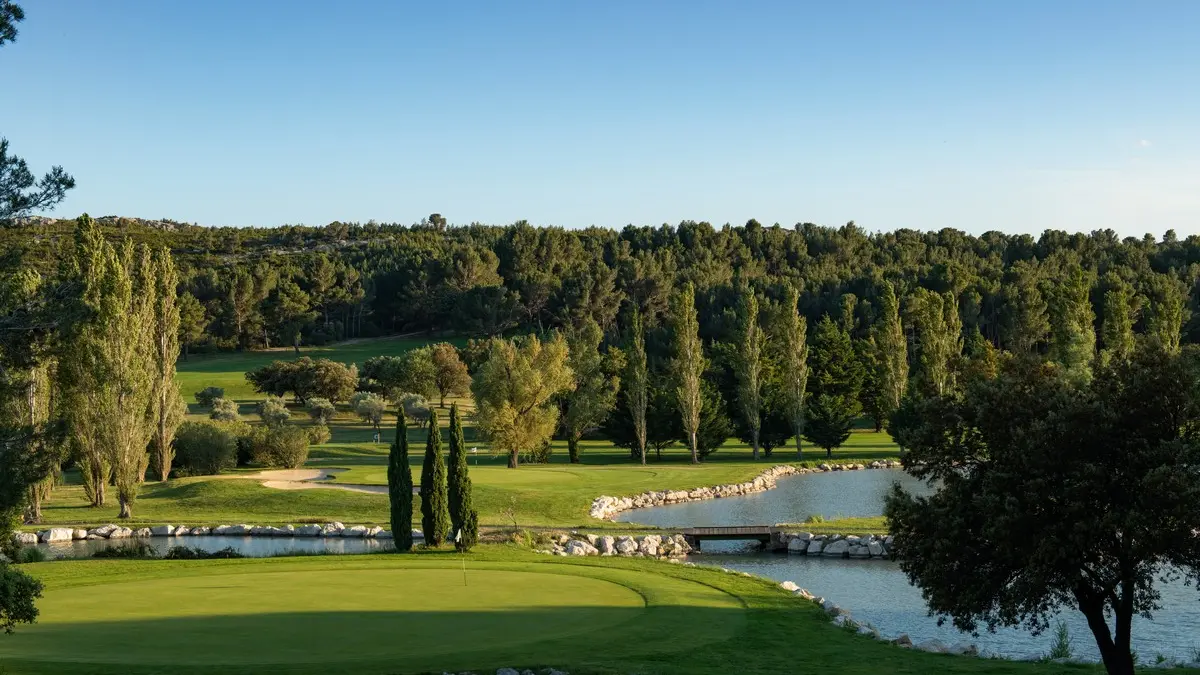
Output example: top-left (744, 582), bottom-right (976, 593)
top-left (679, 526), bottom-right (784, 551)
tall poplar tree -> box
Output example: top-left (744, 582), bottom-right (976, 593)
top-left (910, 289), bottom-right (962, 397)
top-left (446, 403), bottom-right (478, 551)
top-left (872, 281), bottom-right (907, 423)
top-left (1099, 277), bottom-right (1135, 365)
top-left (110, 242), bottom-right (156, 518)
top-left (625, 308), bottom-right (649, 465)
top-left (671, 283), bottom-right (704, 464)
top-left (420, 409), bottom-right (450, 546)
top-left (735, 288), bottom-right (764, 459)
top-left (780, 287), bottom-right (809, 459)
top-left (1002, 262), bottom-right (1049, 355)
top-left (1047, 264), bottom-right (1096, 383)
top-left (149, 248), bottom-right (185, 481)
top-left (1146, 273), bottom-right (1185, 353)
top-left (387, 407), bottom-right (414, 552)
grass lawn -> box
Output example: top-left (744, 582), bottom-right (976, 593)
top-left (1, 547), bottom-right (1111, 675)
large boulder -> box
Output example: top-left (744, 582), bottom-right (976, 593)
top-left (779, 581), bottom-right (800, 592)
top-left (787, 537), bottom-right (808, 552)
top-left (72, 529), bottom-right (88, 540)
top-left (342, 525), bottom-right (368, 538)
top-left (150, 525), bottom-right (174, 537)
top-left (806, 539), bottom-right (824, 555)
top-left (320, 523), bottom-right (344, 537)
top-left (89, 524), bottom-right (117, 538)
top-left (915, 639), bottom-right (948, 654)
top-left (365, 526), bottom-right (383, 538)
top-left (375, 530), bottom-right (393, 539)
top-left (867, 542), bottom-right (885, 557)
top-left (614, 536), bottom-right (637, 555)
top-left (822, 539), bottom-right (850, 557)
top-left (411, 529), bottom-right (423, 539)
top-left (564, 539), bottom-right (598, 556)
top-left (190, 526), bottom-right (211, 536)
top-left (40, 528), bottom-right (74, 543)
top-left (173, 526), bottom-right (191, 536)
top-left (12, 532), bottom-right (38, 546)
top-left (295, 524), bottom-right (322, 537)
top-left (637, 534), bottom-right (661, 556)
top-left (134, 528), bottom-right (152, 538)
top-left (226, 524), bottom-right (251, 536)
top-left (109, 527), bottom-right (133, 539)
top-left (598, 536), bottom-right (616, 556)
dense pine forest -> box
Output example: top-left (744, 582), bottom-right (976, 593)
top-left (3, 214), bottom-right (1197, 353)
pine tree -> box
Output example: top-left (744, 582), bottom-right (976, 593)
top-left (671, 283), bottom-right (704, 464)
top-left (625, 308), bottom-right (649, 465)
top-left (387, 408), bottom-right (414, 552)
top-left (780, 287), bottom-right (809, 459)
top-left (1047, 263), bottom-right (1096, 383)
top-left (446, 403), bottom-right (478, 551)
top-left (804, 314), bottom-right (863, 458)
top-left (735, 288), bottom-right (765, 460)
top-left (149, 247), bottom-right (185, 481)
top-left (419, 409), bottom-right (450, 546)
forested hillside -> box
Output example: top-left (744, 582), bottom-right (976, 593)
top-left (3, 214), bottom-right (1197, 354)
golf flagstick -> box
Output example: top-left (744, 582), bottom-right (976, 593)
top-left (456, 529), bottom-right (467, 586)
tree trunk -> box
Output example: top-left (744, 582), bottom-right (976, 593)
top-left (795, 427), bottom-right (804, 460)
top-left (183, 341), bottom-right (189, 361)
top-left (826, 447), bottom-right (832, 459)
top-left (689, 431), bottom-right (699, 464)
top-left (118, 495), bottom-right (133, 520)
top-left (1076, 588), bottom-right (1135, 675)
top-left (568, 436), bottom-right (580, 464)
top-left (25, 485), bottom-right (42, 524)
top-left (751, 428), bottom-right (760, 461)
top-left (508, 449), bottom-right (519, 469)
top-left (640, 441), bottom-right (646, 465)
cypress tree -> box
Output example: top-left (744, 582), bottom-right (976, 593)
top-left (387, 408), bottom-right (414, 552)
top-left (446, 403), bottom-right (478, 551)
top-left (420, 409), bottom-right (450, 546)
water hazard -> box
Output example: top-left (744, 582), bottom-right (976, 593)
top-left (37, 535), bottom-right (399, 558)
top-left (619, 468), bottom-right (1200, 663)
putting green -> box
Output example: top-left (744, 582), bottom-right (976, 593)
top-left (2, 556), bottom-right (744, 673)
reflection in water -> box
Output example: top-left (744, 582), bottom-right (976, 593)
top-left (37, 535), bottom-right (397, 558)
top-left (617, 468), bottom-right (1200, 662)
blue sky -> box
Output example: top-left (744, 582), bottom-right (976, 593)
top-left (4, 1), bottom-right (1199, 235)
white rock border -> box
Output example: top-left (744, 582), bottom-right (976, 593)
top-left (532, 533), bottom-right (692, 559)
top-left (588, 460), bottom-right (901, 520)
top-left (19, 523), bottom-right (421, 545)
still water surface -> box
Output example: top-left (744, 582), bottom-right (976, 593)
top-left (619, 469), bottom-right (1200, 663)
top-left (38, 535), bottom-right (397, 558)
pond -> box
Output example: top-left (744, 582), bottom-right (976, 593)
top-left (36, 534), bottom-right (399, 558)
top-left (614, 467), bottom-right (931, 528)
top-left (619, 468), bottom-right (1200, 664)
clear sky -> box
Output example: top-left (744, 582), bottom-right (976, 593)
top-left (4, 1), bottom-right (1199, 235)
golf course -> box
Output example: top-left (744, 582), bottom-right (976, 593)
top-left (5, 549), bottom-right (1111, 675)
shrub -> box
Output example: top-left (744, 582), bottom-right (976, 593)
top-left (0, 563), bottom-right (43, 633)
top-left (307, 397), bottom-right (336, 425)
top-left (163, 546), bottom-right (245, 560)
top-left (194, 386), bottom-right (225, 407)
top-left (257, 396), bottom-right (291, 427)
top-left (173, 421), bottom-right (238, 476)
top-left (92, 543), bottom-right (156, 559)
top-left (251, 425), bottom-right (310, 468)
top-left (210, 397), bottom-right (240, 422)
top-left (306, 424), bottom-right (331, 445)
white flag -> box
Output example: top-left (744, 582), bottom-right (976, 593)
top-left (454, 528), bottom-right (462, 543)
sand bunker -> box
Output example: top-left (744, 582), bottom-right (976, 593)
top-left (243, 468), bottom-right (391, 495)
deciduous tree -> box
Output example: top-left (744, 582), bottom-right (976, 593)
top-left (672, 283), bottom-right (704, 464)
top-left (886, 346), bottom-right (1200, 675)
top-left (624, 308), bottom-right (649, 464)
top-left (471, 334), bottom-right (573, 468)
top-left (149, 248), bottom-right (185, 481)
top-left (430, 342), bottom-right (471, 408)
top-left (779, 287), bottom-right (809, 459)
top-left (560, 317), bottom-right (621, 463)
top-left (734, 288), bottom-right (765, 460)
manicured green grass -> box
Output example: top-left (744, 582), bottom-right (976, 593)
top-left (1, 547), bottom-right (1112, 675)
top-left (778, 516), bottom-right (890, 535)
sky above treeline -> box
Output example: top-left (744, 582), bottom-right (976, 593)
top-left (6, 1), bottom-right (1200, 236)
